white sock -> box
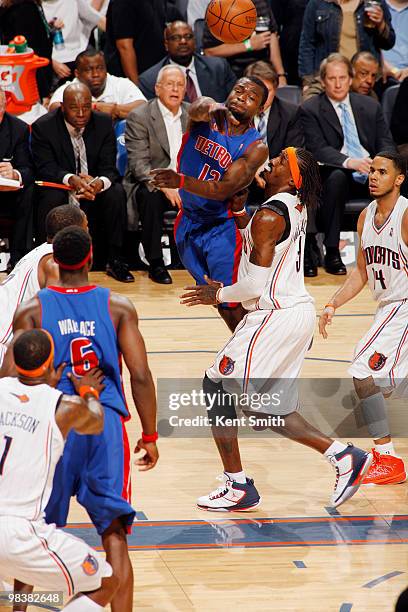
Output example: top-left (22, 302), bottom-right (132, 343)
top-left (375, 441), bottom-right (396, 456)
top-left (225, 470), bottom-right (246, 484)
top-left (324, 441), bottom-right (348, 460)
top-left (64, 595), bottom-right (104, 611)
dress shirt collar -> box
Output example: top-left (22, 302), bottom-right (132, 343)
top-left (157, 98), bottom-right (182, 121)
top-left (64, 119), bottom-right (85, 137)
top-left (170, 57), bottom-right (196, 75)
top-left (327, 93), bottom-right (351, 111)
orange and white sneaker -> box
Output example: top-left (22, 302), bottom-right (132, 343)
top-left (362, 449), bottom-right (406, 485)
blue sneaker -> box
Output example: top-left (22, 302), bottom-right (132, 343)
top-left (197, 474), bottom-right (261, 512)
top-left (329, 444), bottom-right (373, 508)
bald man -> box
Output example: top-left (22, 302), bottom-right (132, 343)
top-left (31, 83), bottom-right (134, 282)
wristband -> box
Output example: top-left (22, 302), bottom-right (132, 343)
top-left (232, 207), bottom-right (247, 216)
top-left (79, 385), bottom-right (99, 399)
top-left (142, 431), bottom-right (158, 443)
top-left (244, 39), bottom-right (253, 52)
top-left (325, 303), bottom-right (336, 310)
top-left (179, 173), bottom-right (185, 189)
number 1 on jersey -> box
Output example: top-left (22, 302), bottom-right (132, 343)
top-left (70, 337), bottom-right (99, 377)
top-left (0, 435), bottom-right (12, 475)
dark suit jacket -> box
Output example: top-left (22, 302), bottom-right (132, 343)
top-left (300, 93), bottom-right (396, 167)
top-left (0, 113), bottom-right (33, 186)
top-left (299, 92), bottom-right (396, 167)
top-left (31, 109), bottom-right (120, 184)
top-left (267, 97), bottom-right (304, 158)
top-left (138, 53), bottom-right (237, 102)
top-left (123, 98), bottom-right (189, 229)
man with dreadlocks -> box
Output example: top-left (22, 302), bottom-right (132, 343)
top-left (181, 147), bottom-right (372, 511)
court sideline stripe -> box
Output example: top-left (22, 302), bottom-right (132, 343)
top-left (139, 314), bottom-right (374, 321)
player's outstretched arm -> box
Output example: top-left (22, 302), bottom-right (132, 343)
top-left (150, 140), bottom-right (268, 201)
top-left (180, 208), bottom-right (285, 305)
top-left (319, 210), bottom-right (369, 339)
top-left (56, 368), bottom-right (106, 438)
top-left (111, 294), bottom-right (159, 471)
top-left (187, 96), bottom-right (216, 127)
top-left (229, 188), bottom-right (251, 230)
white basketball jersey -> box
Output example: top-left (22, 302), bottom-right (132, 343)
top-left (239, 192), bottom-right (314, 311)
top-left (0, 242), bottom-right (53, 347)
top-left (0, 378), bottom-right (63, 520)
top-left (361, 196), bottom-right (408, 305)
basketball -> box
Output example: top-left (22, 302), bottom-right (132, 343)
top-left (205, 0), bottom-right (257, 44)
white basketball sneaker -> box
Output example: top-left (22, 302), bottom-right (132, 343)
top-left (197, 473), bottom-right (261, 512)
top-left (328, 444), bottom-right (373, 507)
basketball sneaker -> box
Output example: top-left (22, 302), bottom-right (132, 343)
top-left (362, 449), bottom-right (406, 485)
top-left (328, 444), bottom-right (373, 508)
top-left (197, 473), bottom-right (261, 512)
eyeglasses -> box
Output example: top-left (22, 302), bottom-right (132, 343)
top-left (167, 34), bottom-right (194, 42)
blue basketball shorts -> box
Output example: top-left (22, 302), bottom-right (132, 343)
top-left (45, 406), bottom-right (135, 536)
top-left (174, 212), bottom-right (242, 307)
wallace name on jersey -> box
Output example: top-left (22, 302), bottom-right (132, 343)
top-left (58, 318), bottom-right (96, 336)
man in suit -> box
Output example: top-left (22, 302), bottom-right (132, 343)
top-left (123, 65), bottom-right (189, 284)
top-left (0, 88), bottom-right (34, 270)
top-left (300, 53), bottom-right (396, 275)
top-left (31, 82), bottom-right (133, 283)
top-left (138, 21), bottom-right (236, 103)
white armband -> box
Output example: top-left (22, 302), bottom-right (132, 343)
top-left (218, 261), bottom-right (270, 303)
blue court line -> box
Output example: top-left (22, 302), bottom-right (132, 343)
top-left (293, 560), bottom-right (307, 568)
top-left (63, 514), bottom-right (408, 551)
top-left (362, 571), bottom-right (404, 589)
top-left (339, 604), bottom-right (353, 612)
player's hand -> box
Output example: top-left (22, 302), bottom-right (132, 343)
top-left (250, 31), bottom-right (272, 51)
top-left (68, 175), bottom-right (96, 200)
top-left (150, 168), bottom-right (182, 189)
top-left (134, 439), bottom-right (159, 471)
top-left (209, 102), bottom-right (239, 134)
top-left (346, 158), bottom-right (372, 174)
top-left (161, 187), bottom-right (182, 208)
top-left (68, 367), bottom-right (106, 395)
top-left (49, 362), bottom-right (67, 388)
top-left (319, 305), bottom-right (336, 339)
top-left (229, 188), bottom-right (248, 212)
top-left (180, 275), bottom-right (223, 306)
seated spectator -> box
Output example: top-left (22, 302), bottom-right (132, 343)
top-left (270, 0), bottom-right (309, 85)
top-left (0, 0), bottom-right (53, 100)
top-left (299, 0), bottom-right (395, 93)
top-left (42, 0), bottom-right (104, 86)
top-left (382, 0), bottom-right (408, 82)
top-left (139, 21), bottom-right (236, 103)
top-left (49, 47), bottom-right (146, 119)
top-left (351, 51), bottom-right (380, 97)
top-left (31, 83), bottom-right (133, 283)
top-left (104, 0), bottom-right (167, 84)
top-left (202, 0), bottom-right (287, 83)
top-left (0, 88), bottom-right (34, 269)
top-left (300, 53), bottom-right (396, 276)
top-left (123, 66), bottom-right (189, 285)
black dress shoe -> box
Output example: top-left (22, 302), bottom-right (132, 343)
top-left (324, 254), bottom-right (347, 275)
top-left (304, 261), bottom-right (318, 277)
top-left (149, 265), bottom-right (172, 284)
top-left (106, 259), bottom-right (135, 283)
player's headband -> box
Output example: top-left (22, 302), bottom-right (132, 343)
top-left (285, 147), bottom-right (303, 190)
top-left (54, 245), bottom-right (93, 270)
top-left (15, 330), bottom-right (55, 378)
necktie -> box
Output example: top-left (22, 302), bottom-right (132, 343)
top-left (339, 102), bottom-right (367, 184)
top-left (185, 68), bottom-right (198, 103)
top-left (257, 111), bottom-right (267, 143)
top-left (69, 129), bottom-right (88, 206)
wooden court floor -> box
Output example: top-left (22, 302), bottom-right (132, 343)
top-left (1, 269), bottom-right (407, 611)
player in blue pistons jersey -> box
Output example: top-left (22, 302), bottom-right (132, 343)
top-left (151, 77), bottom-right (269, 331)
top-left (6, 227), bottom-right (158, 612)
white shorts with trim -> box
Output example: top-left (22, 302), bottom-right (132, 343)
top-left (348, 300), bottom-right (408, 395)
top-left (206, 305), bottom-right (316, 414)
top-left (0, 516), bottom-right (112, 597)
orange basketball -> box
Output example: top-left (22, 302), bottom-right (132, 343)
top-left (205, 0), bottom-right (257, 44)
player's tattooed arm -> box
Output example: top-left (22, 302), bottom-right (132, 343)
top-left (150, 140), bottom-right (268, 201)
top-left (319, 209), bottom-right (369, 338)
top-left (110, 293), bottom-right (159, 470)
